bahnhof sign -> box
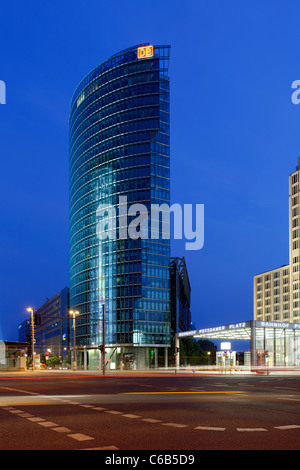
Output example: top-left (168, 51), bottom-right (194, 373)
top-left (177, 320), bottom-right (300, 368)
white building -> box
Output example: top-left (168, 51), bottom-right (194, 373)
top-left (254, 158), bottom-right (300, 323)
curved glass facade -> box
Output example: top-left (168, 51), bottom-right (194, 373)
top-left (69, 45), bottom-right (171, 365)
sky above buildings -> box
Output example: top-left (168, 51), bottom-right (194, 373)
top-left (0, 0), bottom-right (300, 341)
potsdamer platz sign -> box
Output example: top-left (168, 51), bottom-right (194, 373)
top-left (177, 320), bottom-right (300, 367)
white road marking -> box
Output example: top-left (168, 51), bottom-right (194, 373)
top-left (237, 427), bottom-right (268, 432)
top-left (122, 414), bottom-right (141, 418)
top-left (161, 423), bottom-right (188, 428)
top-left (38, 421), bottom-right (59, 427)
top-left (68, 433), bottom-right (94, 441)
top-left (52, 427), bottom-right (73, 433)
top-left (3, 387), bottom-right (300, 439)
top-left (0, 386), bottom-right (39, 395)
top-left (0, 401), bottom-right (102, 444)
top-left (27, 417), bottom-right (45, 422)
top-left (195, 426), bottom-right (226, 431)
top-left (18, 413), bottom-right (34, 418)
top-left (277, 397), bottom-right (300, 402)
top-left (274, 425), bottom-right (300, 430)
top-left (142, 418), bottom-right (162, 423)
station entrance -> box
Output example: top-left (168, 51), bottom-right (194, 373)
top-left (177, 320), bottom-right (300, 369)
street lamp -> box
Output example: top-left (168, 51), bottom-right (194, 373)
top-left (97, 300), bottom-right (106, 375)
top-left (69, 310), bottom-right (79, 371)
top-left (207, 351), bottom-right (211, 366)
top-left (26, 307), bottom-right (36, 371)
top-left (102, 301), bottom-right (105, 376)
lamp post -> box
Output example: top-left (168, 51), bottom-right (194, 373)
top-left (69, 310), bottom-right (79, 371)
top-left (26, 308), bottom-right (36, 371)
top-left (207, 351), bottom-right (211, 366)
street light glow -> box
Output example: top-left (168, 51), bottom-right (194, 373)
top-left (69, 310), bottom-right (80, 371)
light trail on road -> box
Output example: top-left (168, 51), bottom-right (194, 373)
top-left (121, 390), bottom-right (246, 395)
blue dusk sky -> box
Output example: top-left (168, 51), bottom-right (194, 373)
top-left (0, 0), bottom-right (299, 341)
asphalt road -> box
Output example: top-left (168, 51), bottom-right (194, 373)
top-left (0, 370), bottom-right (300, 451)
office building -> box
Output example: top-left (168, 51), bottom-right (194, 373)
top-left (34, 287), bottom-right (69, 362)
top-left (69, 44), bottom-right (171, 369)
top-left (254, 158), bottom-right (300, 323)
top-left (18, 319), bottom-right (31, 344)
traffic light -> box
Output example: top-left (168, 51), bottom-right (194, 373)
top-left (34, 313), bottom-right (41, 325)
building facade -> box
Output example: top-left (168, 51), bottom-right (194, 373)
top-left (254, 158), bottom-right (300, 323)
top-left (0, 341), bottom-right (29, 371)
top-left (69, 44), bottom-right (171, 369)
top-left (18, 319), bottom-right (31, 344)
top-left (34, 287), bottom-right (69, 362)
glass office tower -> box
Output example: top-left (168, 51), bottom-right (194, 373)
top-left (69, 44), bottom-right (171, 369)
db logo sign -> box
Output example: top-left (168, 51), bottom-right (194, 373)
top-left (137, 45), bottom-right (154, 59)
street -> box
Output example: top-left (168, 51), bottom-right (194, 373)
top-left (0, 370), bottom-right (300, 451)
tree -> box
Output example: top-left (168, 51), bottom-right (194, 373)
top-left (48, 355), bottom-right (61, 368)
top-left (197, 339), bottom-right (217, 352)
top-left (180, 338), bottom-right (216, 365)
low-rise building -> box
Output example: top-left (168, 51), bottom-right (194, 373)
top-left (34, 287), bottom-right (69, 363)
top-left (0, 341), bottom-right (29, 370)
top-left (18, 287), bottom-right (70, 366)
